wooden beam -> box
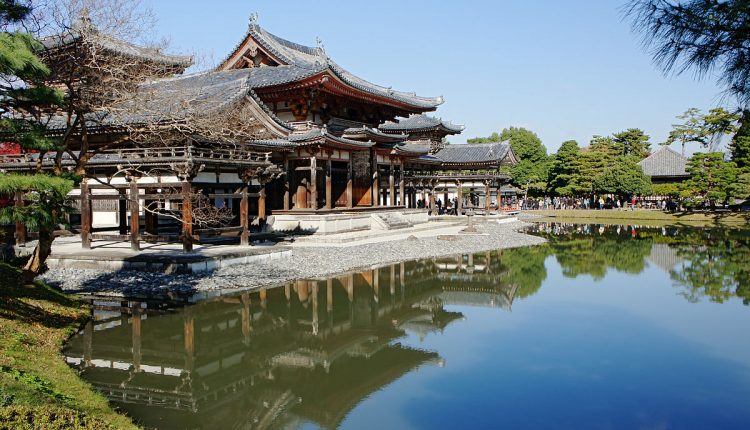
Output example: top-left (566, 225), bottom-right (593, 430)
top-left (485, 183), bottom-right (491, 211)
top-left (258, 183), bottom-right (267, 227)
top-left (389, 165), bottom-right (395, 207)
top-left (240, 183), bottom-right (249, 246)
top-left (118, 189), bottom-right (127, 235)
top-left (398, 161), bottom-right (405, 207)
top-left (457, 181), bottom-right (463, 215)
top-left (80, 181), bottom-right (91, 249)
top-left (129, 180), bottom-right (140, 251)
top-left (144, 200), bottom-right (157, 235)
top-left (371, 151), bottom-right (379, 207)
top-left (283, 155), bottom-right (290, 211)
top-left (310, 156), bottom-right (318, 210)
top-left (346, 156), bottom-right (353, 209)
top-left (325, 159), bottom-right (332, 210)
top-left (181, 181), bottom-right (192, 252)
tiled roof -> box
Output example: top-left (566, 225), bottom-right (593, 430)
top-left (379, 114), bottom-right (464, 134)
top-left (289, 128), bottom-right (375, 149)
top-left (42, 27), bottom-right (193, 69)
top-left (222, 25), bottom-right (443, 110)
top-left (638, 146), bottom-right (689, 178)
top-left (433, 142), bottom-right (512, 164)
top-left (394, 143), bottom-right (431, 155)
top-left (46, 68), bottom-right (294, 131)
top-left (342, 126), bottom-right (407, 142)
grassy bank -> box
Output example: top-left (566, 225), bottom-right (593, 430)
top-left (0, 263), bottom-right (137, 429)
top-left (526, 209), bottom-right (750, 227)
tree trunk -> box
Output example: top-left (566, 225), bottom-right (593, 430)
top-left (21, 227), bottom-right (54, 283)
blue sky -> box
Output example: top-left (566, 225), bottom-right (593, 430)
top-left (146, 0), bottom-right (731, 153)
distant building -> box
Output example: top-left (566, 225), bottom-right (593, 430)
top-left (638, 146), bottom-right (690, 184)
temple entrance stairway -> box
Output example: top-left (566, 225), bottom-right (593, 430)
top-left (371, 213), bottom-right (413, 230)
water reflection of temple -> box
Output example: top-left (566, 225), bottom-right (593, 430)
top-left (64, 252), bottom-right (516, 429)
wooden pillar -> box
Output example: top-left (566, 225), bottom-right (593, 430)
top-left (14, 192), bottom-right (26, 247)
top-left (457, 181), bottom-right (463, 215)
top-left (240, 181), bottom-right (249, 246)
top-left (132, 303), bottom-right (142, 373)
top-left (241, 293), bottom-right (251, 343)
top-left (325, 159), bottom-right (332, 210)
top-left (181, 180), bottom-right (192, 253)
top-left (326, 278), bottom-right (333, 313)
top-left (311, 282), bottom-right (319, 336)
top-left (310, 156), bottom-right (318, 210)
top-left (283, 155), bottom-right (291, 211)
top-left (398, 161), bottom-right (405, 207)
top-left (485, 182), bottom-right (491, 211)
top-left (371, 151), bottom-right (379, 207)
top-left (118, 190), bottom-right (128, 235)
top-left (388, 165), bottom-right (395, 207)
top-left (346, 156), bottom-right (353, 209)
top-left (80, 181), bottom-right (91, 249)
top-left (258, 182), bottom-right (267, 226)
top-left (129, 179), bottom-right (140, 251)
top-left (83, 319), bottom-right (93, 367)
top-left (184, 307), bottom-right (194, 373)
top-left (144, 200), bottom-right (157, 235)
top-left (429, 183), bottom-right (436, 212)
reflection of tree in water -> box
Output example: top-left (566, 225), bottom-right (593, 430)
top-left (529, 224), bottom-right (653, 281)
top-left (663, 228), bottom-right (750, 305)
top-left (528, 223), bottom-right (750, 305)
top-left (495, 245), bottom-right (552, 299)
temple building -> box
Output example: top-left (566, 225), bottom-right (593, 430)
top-left (0, 16), bottom-right (518, 252)
top-left (638, 146), bottom-right (690, 185)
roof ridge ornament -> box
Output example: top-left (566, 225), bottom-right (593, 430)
top-left (315, 36), bottom-right (327, 57)
top-left (248, 12), bottom-right (259, 29)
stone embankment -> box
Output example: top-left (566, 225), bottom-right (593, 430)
top-left (41, 221), bottom-right (546, 298)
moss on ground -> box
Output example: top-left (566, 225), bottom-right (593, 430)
top-left (527, 209), bottom-right (750, 227)
top-left (0, 263), bottom-right (137, 429)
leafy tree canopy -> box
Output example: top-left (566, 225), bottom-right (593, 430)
top-left (627, 0), bottom-right (750, 106)
top-left (666, 107), bottom-right (741, 153)
top-left (612, 128), bottom-right (651, 158)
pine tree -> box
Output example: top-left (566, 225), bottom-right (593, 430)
top-left (0, 1), bottom-right (72, 281)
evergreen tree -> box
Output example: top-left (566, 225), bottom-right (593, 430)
top-left (592, 155), bottom-right (652, 197)
top-left (612, 128), bottom-right (651, 158)
top-left (627, 0), bottom-right (750, 106)
top-left (729, 110), bottom-right (750, 169)
top-left (0, 0), bottom-right (71, 280)
top-left (667, 107), bottom-right (741, 154)
top-left (548, 140), bottom-right (581, 196)
top-left (683, 152), bottom-right (738, 207)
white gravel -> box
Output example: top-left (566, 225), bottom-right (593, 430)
top-left (41, 221), bottom-right (546, 298)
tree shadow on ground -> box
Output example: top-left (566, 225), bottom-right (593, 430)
top-left (0, 263), bottom-right (85, 330)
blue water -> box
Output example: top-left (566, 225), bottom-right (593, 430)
top-left (64, 223), bottom-right (750, 429)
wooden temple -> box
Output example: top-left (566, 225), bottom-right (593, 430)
top-left (0, 17), bottom-right (518, 252)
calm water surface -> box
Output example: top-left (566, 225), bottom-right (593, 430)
top-left (63, 223), bottom-right (750, 429)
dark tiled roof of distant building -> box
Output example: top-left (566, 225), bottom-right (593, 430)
top-left (379, 114), bottom-right (464, 134)
top-left (638, 146), bottom-right (689, 178)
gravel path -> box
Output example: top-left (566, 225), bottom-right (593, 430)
top-left (41, 221), bottom-right (546, 298)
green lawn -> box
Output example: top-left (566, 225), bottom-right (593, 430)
top-left (0, 263), bottom-right (137, 429)
top-left (526, 209), bottom-right (750, 227)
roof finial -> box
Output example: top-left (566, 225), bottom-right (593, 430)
top-left (316, 36), bottom-right (326, 56)
top-left (249, 12), bottom-right (259, 29)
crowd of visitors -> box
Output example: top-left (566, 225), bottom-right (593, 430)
top-left (520, 196), bottom-right (679, 212)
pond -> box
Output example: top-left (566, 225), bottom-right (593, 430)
top-left (63, 223), bottom-right (750, 429)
